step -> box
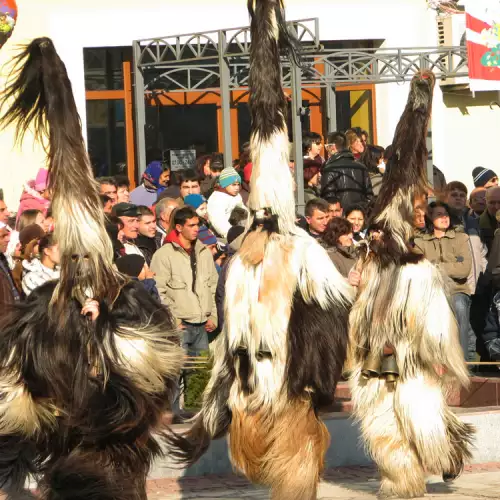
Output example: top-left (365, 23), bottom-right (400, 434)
top-left (150, 406), bottom-right (500, 479)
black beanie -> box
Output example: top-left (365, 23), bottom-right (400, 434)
top-left (472, 167), bottom-right (497, 187)
top-left (115, 254), bottom-right (145, 277)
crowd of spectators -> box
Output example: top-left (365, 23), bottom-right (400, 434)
top-left (1, 127), bottom-right (500, 415)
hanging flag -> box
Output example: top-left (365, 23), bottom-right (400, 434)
top-left (465, 1), bottom-right (500, 91)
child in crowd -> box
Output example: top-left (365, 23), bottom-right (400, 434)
top-left (207, 167), bottom-right (247, 238)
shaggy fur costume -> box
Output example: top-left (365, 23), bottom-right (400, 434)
top-left (348, 71), bottom-right (475, 498)
top-left (168, 1), bottom-right (354, 499)
top-left (0, 38), bottom-right (183, 499)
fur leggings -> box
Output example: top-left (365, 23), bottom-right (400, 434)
top-left (350, 365), bottom-right (474, 498)
top-left (228, 399), bottom-right (330, 500)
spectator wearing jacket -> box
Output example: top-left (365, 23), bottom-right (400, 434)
top-left (302, 132), bottom-right (325, 166)
top-left (130, 161), bottom-right (170, 207)
top-left (414, 201), bottom-right (474, 361)
top-left (112, 203), bottom-right (144, 258)
top-left (150, 206), bottom-right (218, 352)
top-left (444, 182), bottom-right (488, 295)
top-left (322, 217), bottom-right (359, 286)
top-left (304, 198), bottom-right (329, 239)
top-left (320, 131), bottom-right (374, 209)
top-left (207, 167), bottom-right (247, 238)
top-left (155, 197), bottom-right (180, 246)
top-left (135, 206), bottom-right (160, 265)
top-left (22, 233), bottom-right (60, 296)
top-left (345, 129), bottom-right (365, 161)
top-left (115, 254), bottom-right (160, 301)
top-left (469, 187), bottom-right (486, 219)
top-left (0, 223), bottom-right (20, 314)
top-left (360, 145), bottom-right (385, 197)
top-left (480, 186), bottom-right (500, 253)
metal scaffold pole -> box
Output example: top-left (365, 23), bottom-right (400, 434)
top-left (218, 30), bottom-right (233, 168)
top-left (291, 58), bottom-right (305, 216)
top-left (133, 41), bottom-right (147, 178)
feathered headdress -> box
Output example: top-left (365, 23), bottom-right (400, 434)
top-left (0, 38), bottom-right (125, 321)
top-left (369, 71), bottom-right (435, 259)
top-left (244, 0), bottom-right (299, 240)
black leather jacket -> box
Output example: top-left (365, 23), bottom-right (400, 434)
top-left (320, 150), bottom-right (374, 209)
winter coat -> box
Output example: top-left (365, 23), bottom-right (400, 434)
top-left (479, 210), bottom-right (499, 254)
top-left (16, 182), bottom-right (50, 224)
top-left (320, 150), bottom-right (374, 209)
top-left (207, 191), bottom-right (247, 238)
top-left (150, 230), bottom-right (218, 325)
top-left (129, 184), bottom-right (158, 208)
top-left (304, 186), bottom-right (320, 204)
top-left (135, 234), bottom-right (159, 266)
top-left (326, 246), bottom-right (356, 278)
top-left (368, 171), bottom-right (383, 197)
top-left (450, 209), bottom-right (488, 294)
top-left (21, 258), bottom-right (59, 296)
top-left (0, 253), bottom-right (20, 313)
top-left (487, 230), bottom-right (500, 292)
top-left (414, 230), bottom-right (472, 295)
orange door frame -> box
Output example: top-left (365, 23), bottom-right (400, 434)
top-left (85, 61), bottom-right (137, 188)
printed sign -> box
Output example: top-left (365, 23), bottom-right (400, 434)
top-left (169, 149), bottom-right (196, 171)
top-left (465, 1), bottom-right (500, 91)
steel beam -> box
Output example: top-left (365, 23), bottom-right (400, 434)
top-left (133, 41), bottom-right (147, 178)
top-left (218, 31), bottom-right (233, 167)
top-left (291, 57), bottom-right (305, 216)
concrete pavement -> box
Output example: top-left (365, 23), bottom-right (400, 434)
top-left (147, 463), bottom-right (500, 499)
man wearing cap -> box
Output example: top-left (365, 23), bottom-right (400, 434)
top-left (0, 223), bottom-right (20, 313)
top-left (472, 167), bottom-right (498, 190)
top-left (112, 202), bottom-right (144, 257)
top-left (207, 166), bottom-right (247, 238)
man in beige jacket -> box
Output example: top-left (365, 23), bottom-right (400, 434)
top-left (151, 205), bottom-right (218, 349)
top-left (151, 206), bottom-right (218, 409)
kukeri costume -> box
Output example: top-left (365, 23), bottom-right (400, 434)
top-left (348, 71), bottom-right (475, 498)
top-left (168, 1), bottom-right (354, 499)
top-left (0, 38), bottom-right (183, 500)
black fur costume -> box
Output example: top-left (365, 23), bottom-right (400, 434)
top-left (0, 38), bottom-right (183, 500)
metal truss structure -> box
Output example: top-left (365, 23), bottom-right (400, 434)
top-left (133, 18), bottom-right (468, 211)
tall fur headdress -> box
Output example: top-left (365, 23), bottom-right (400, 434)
top-left (0, 38), bottom-right (125, 319)
top-left (370, 71), bottom-right (435, 257)
top-left (245, 0), bottom-right (300, 236)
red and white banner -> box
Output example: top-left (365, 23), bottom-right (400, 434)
top-left (465, 1), bottom-right (500, 92)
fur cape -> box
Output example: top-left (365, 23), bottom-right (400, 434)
top-left (167, 2), bottom-right (354, 499)
top-left (0, 38), bottom-right (183, 500)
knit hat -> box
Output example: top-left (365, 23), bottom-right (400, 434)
top-left (19, 224), bottom-right (45, 248)
top-left (35, 168), bottom-right (49, 192)
top-left (198, 225), bottom-right (217, 246)
top-left (473, 167), bottom-right (497, 187)
top-left (143, 161), bottom-right (164, 190)
top-left (184, 194), bottom-right (206, 210)
top-left (218, 167), bottom-right (241, 189)
top-left (115, 254), bottom-right (145, 277)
